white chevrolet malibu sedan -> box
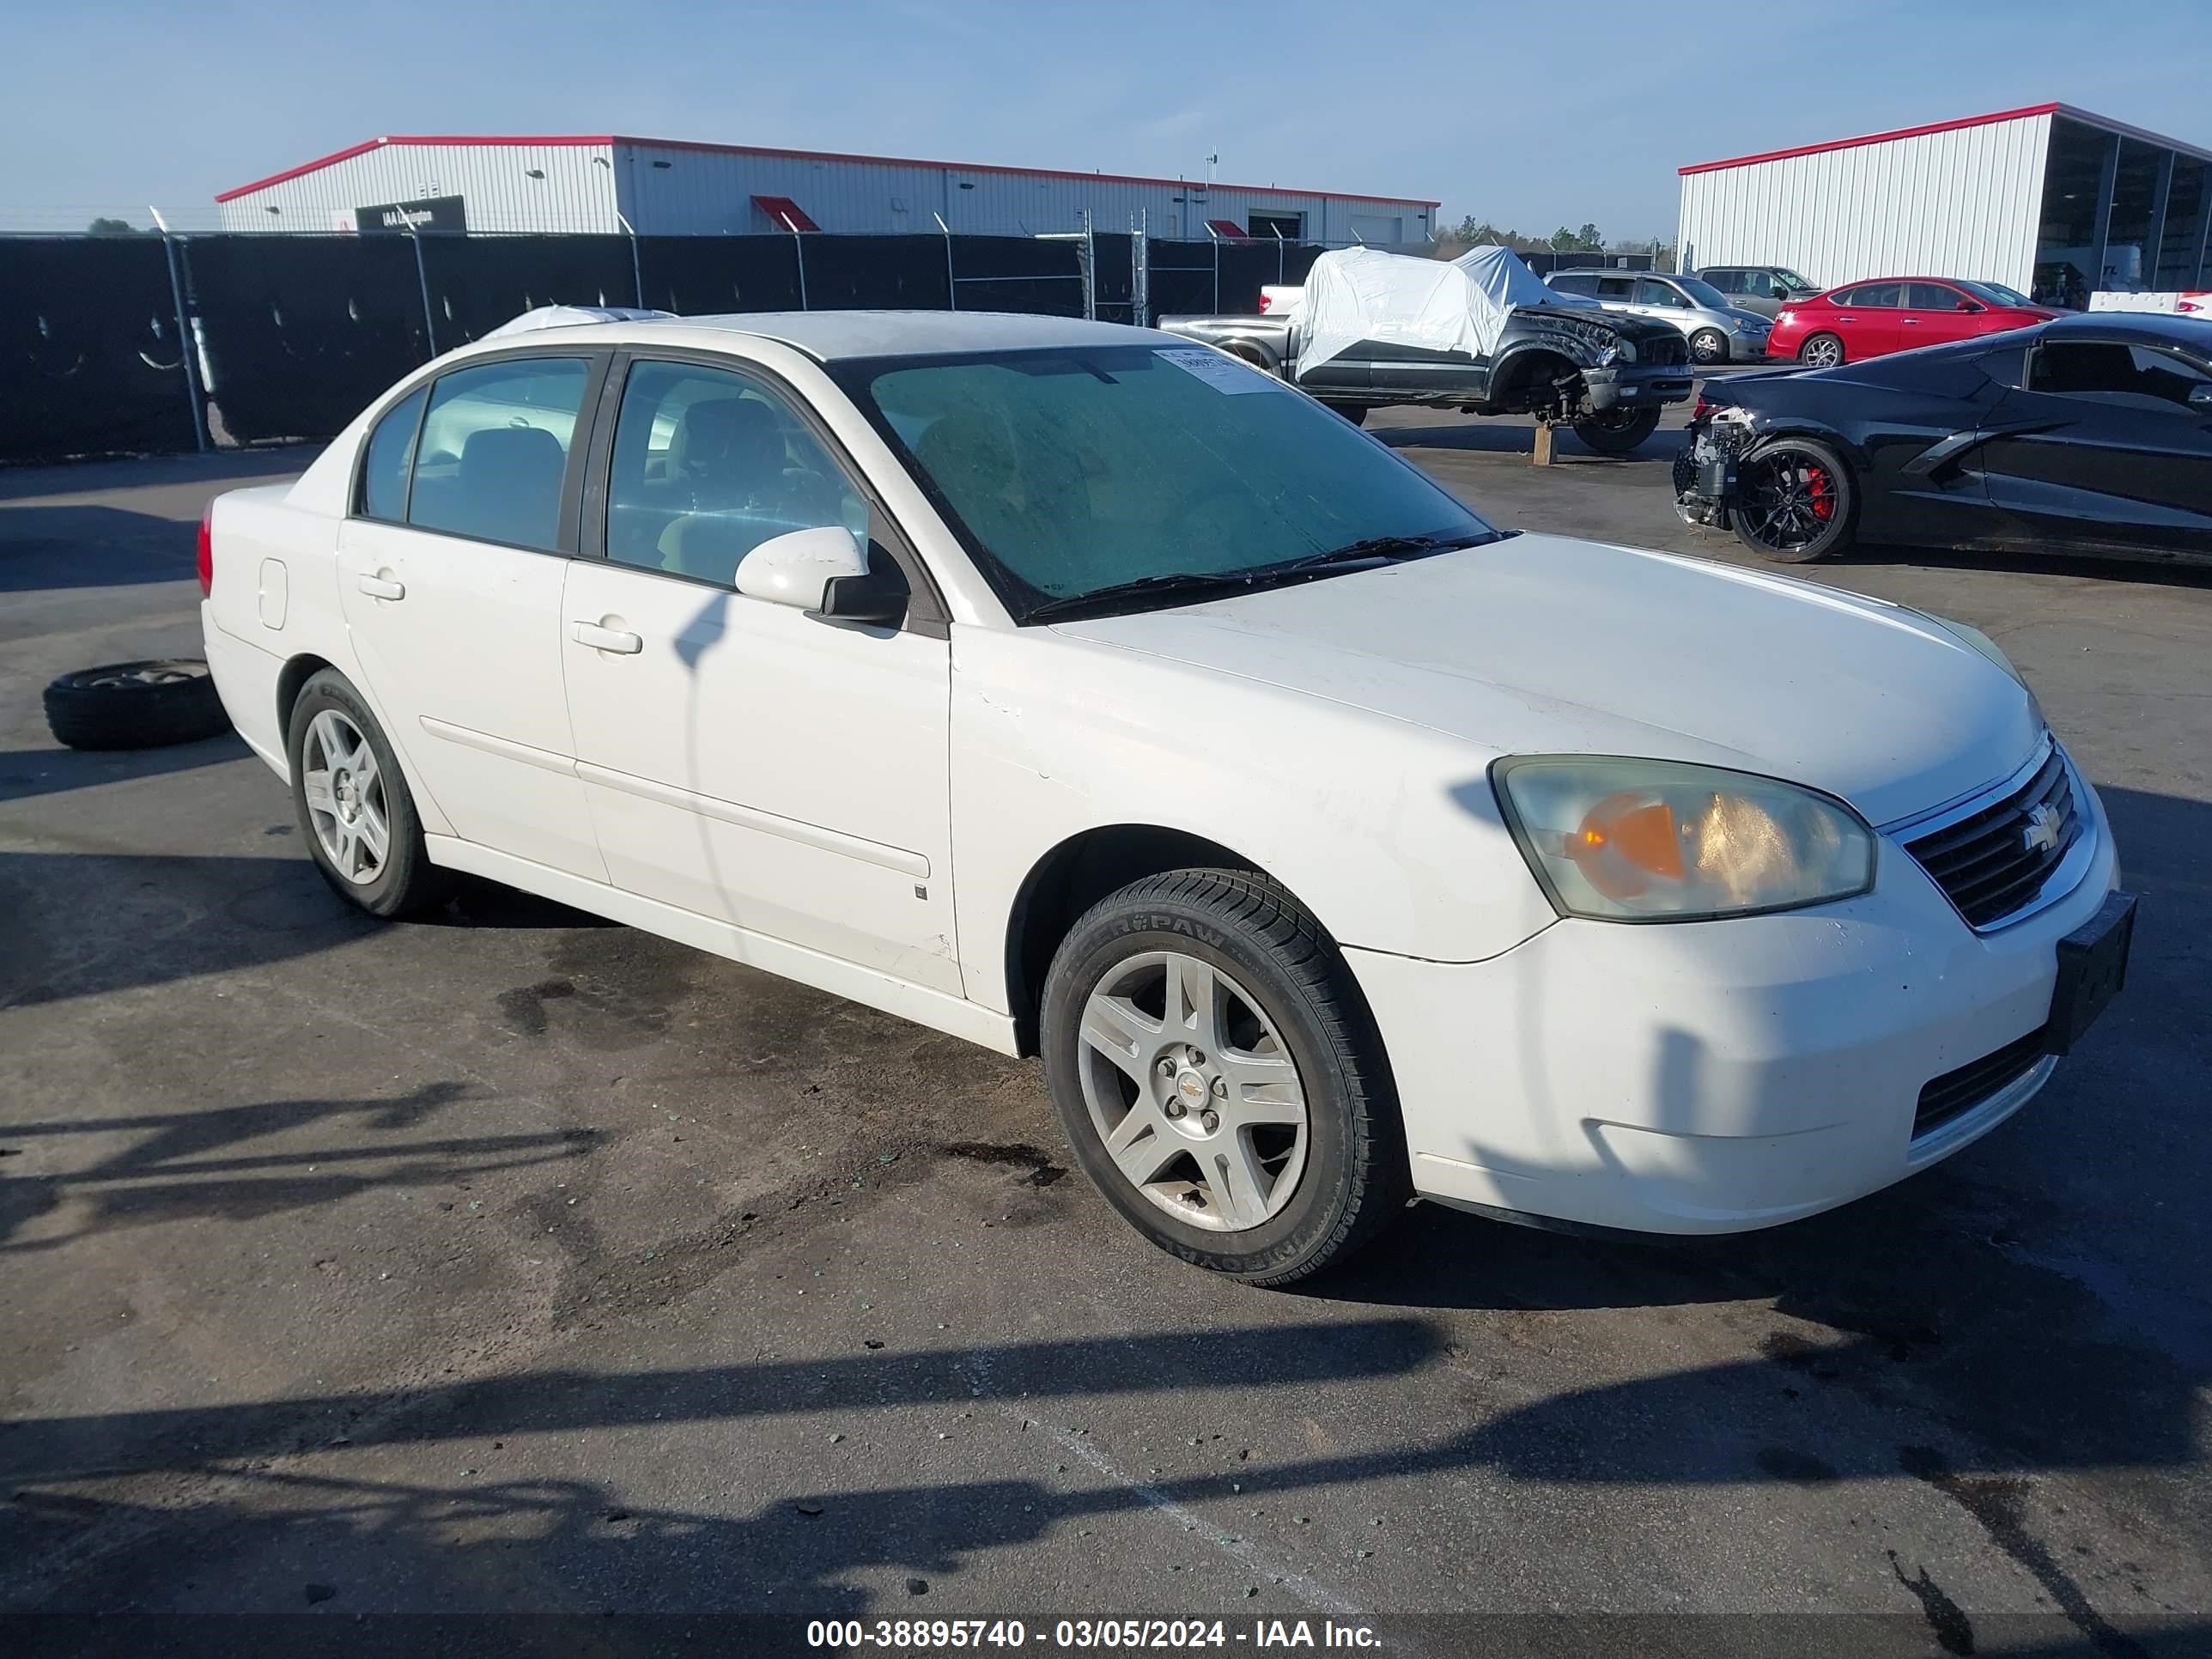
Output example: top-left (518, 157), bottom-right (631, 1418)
top-left (198, 310), bottom-right (2135, 1283)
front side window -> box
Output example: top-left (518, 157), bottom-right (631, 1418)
top-left (2030, 340), bottom-right (2212, 412)
top-left (1908, 283), bottom-right (1972, 312)
top-left (359, 385), bottom-right (427, 521)
top-left (604, 361), bottom-right (869, 587)
top-left (833, 344), bottom-right (1499, 623)
top-left (1636, 279), bottom-right (1688, 307)
top-left (1739, 270), bottom-right (1774, 298)
top-left (406, 357), bottom-right (590, 552)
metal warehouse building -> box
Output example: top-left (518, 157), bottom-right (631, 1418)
top-left (1678, 103), bottom-right (2212, 307)
top-left (215, 134), bottom-right (1436, 246)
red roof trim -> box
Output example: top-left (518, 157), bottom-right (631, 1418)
top-left (1205, 219), bottom-right (1250, 239)
top-left (216, 133), bottom-right (1439, 209)
top-left (1680, 102), bottom-right (2212, 174)
top-left (752, 195), bottom-right (820, 233)
top-left (1679, 104), bottom-right (2063, 174)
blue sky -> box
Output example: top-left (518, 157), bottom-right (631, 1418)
top-left (9, 0), bottom-right (2212, 234)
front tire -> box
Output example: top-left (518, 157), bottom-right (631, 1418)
top-left (1689, 327), bottom-right (1729, 365)
top-left (1571, 405), bottom-right (1662, 455)
top-left (1040, 870), bottom-right (1409, 1284)
top-left (287, 670), bottom-right (450, 918)
top-left (1730, 438), bottom-right (1857, 562)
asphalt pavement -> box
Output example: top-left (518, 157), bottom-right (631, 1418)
top-left (3, 411), bottom-right (2208, 1656)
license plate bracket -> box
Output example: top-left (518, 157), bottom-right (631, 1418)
top-left (2045, 891), bottom-right (2136, 1056)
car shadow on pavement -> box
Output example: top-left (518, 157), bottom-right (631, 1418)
top-left (1837, 542), bottom-right (2212, 591)
top-left (0, 503), bottom-right (200, 594)
top-left (0, 732), bottom-right (250, 806)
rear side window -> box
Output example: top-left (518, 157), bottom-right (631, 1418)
top-left (2030, 341), bottom-right (2212, 412)
top-left (359, 386), bottom-right (427, 521)
top-left (406, 357), bottom-right (591, 552)
top-left (1704, 270), bottom-right (1742, 294)
top-left (1835, 283), bottom-right (1903, 308)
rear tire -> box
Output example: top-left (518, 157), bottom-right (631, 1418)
top-left (1730, 438), bottom-right (1857, 563)
top-left (286, 670), bottom-right (451, 919)
top-left (1321, 402), bottom-right (1369, 427)
top-left (43, 660), bottom-right (230, 750)
top-left (1040, 869), bottom-right (1409, 1284)
top-left (1571, 406), bottom-right (1662, 455)
top-left (1799, 332), bottom-right (1845, 368)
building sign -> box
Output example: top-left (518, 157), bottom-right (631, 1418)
top-left (354, 194), bottom-right (467, 234)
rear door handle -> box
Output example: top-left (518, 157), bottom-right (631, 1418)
top-left (571, 621), bottom-right (642, 654)
top-left (356, 574), bottom-right (405, 600)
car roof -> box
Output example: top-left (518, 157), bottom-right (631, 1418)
top-left (2043, 310), bottom-right (2212, 349)
top-left (451, 309), bottom-right (1177, 365)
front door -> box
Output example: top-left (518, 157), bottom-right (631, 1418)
top-left (1982, 336), bottom-right (2212, 556)
top-left (1900, 283), bottom-right (1984, 349)
top-left (336, 351), bottom-right (608, 881)
top-left (559, 355), bottom-right (961, 992)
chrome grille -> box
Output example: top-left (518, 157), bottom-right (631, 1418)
top-left (1902, 746), bottom-right (2081, 929)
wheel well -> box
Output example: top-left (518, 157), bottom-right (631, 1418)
top-left (275, 654), bottom-right (333, 750)
top-left (1004, 824), bottom-right (1264, 1055)
top-left (1487, 349), bottom-right (1577, 409)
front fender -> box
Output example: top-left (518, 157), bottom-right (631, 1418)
top-left (947, 626), bottom-right (1559, 1015)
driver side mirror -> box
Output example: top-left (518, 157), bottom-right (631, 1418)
top-left (734, 526), bottom-right (908, 630)
top-left (1958, 299), bottom-right (1985, 313)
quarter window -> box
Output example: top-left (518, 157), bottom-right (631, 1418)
top-left (604, 361), bottom-right (870, 587)
top-left (359, 385), bottom-right (427, 521)
top-left (406, 357), bottom-right (590, 552)
top-left (1596, 276), bottom-right (1638, 299)
top-left (1549, 272), bottom-right (1598, 295)
top-left (2030, 341), bottom-right (2212, 413)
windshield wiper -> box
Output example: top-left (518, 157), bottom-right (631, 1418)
top-left (1023, 531), bottom-right (1509, 623)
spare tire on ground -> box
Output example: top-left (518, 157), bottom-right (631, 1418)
top-left (43, 660), bottom-right (232, 750)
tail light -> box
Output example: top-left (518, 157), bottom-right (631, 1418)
top-left (1692, 392), bottom-right (1716, 422)
top-left (196, 503), bottom-right (215, 597)
top-left (1258, 294), bottom-right (1273, 313)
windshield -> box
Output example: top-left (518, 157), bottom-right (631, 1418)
top-left (1775, 268), bottom-right (1814, 292)
top-left (1672, 276), bottom-right (1735, 309)
top-left (834, 344), bottom-right (1498, 623)
top-left (1962, 279), bottom-right (2035, 308)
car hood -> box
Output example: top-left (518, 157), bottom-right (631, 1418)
top-left (1052, 535), bottom-right (2040, 828)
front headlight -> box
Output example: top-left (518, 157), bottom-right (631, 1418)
top-left (1492, 757), bottom-right (1876, 922)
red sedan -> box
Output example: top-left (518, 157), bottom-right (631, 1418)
top-left (1768, 278), bottom-right (2061, 368)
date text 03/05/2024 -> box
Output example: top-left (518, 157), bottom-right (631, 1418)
top-left (805, 1617), bottom-right (1383, 1649)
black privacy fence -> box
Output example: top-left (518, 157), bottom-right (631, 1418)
top-left (0, 229), bottom-right (1330, 465)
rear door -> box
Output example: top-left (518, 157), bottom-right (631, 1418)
top-left (336, 351), bottom-right (611, 880)
top-left (1829, 283), bottom-right (1905, 356)
top-left (1982, 335), bottom-right (2212, 555)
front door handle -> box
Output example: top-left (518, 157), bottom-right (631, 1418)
top-left (356, 573), bottom-right (405, 600)
top-left (571, 620), bottom-right (642, 654)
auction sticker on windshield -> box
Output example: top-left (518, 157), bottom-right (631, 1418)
top-left (1156, 347), bottom-right (1280, 394)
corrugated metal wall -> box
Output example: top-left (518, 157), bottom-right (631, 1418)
top-left (612, 143), bottom-right (1429, 242)
top-left (216, 143), bottom-right (618, 233)
top-left (216, 139), bottom-right (1430, 245)
top-left (1677, 112), bottom-right (2051, 293)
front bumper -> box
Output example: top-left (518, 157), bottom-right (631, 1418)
top-left (1728, 332), bottom-right (1773, 362)
top-left (1346, 771), bottom-right (2122, 1235)
top-left (1583, 362), bottom-right (1695, 413)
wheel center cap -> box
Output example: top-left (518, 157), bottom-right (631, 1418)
top-left (1175, 1070), bottom-right (1208, 1110)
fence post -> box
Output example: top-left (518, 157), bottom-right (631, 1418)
top-left (1133, 210), bottom-right (1148, 327)
top-left (1081, 209), bottom-right (1096, 321)
top-left (788, 223), bottom-right (809, 310)
top-left (409, 228), bottom-right (439, 356)
top-left (1209, 224), bottom-right (1221, 313)
top-left (934, 212), bottom-right (956, 310)
top-left (615, 210), bottom-right (644, 308)
top-left (146, 207), bottom-right (208, 453)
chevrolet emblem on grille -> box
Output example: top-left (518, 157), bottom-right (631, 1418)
top-left (2022, 802), bottom-right (2063, 854)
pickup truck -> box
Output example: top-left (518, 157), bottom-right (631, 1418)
top-left (1165, 281), bottom-right (1695, 453)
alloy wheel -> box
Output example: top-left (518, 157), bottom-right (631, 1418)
top-left (1738, 451), bottom-right (1839, 554)
top-left (301, 708), bottom-right (390, 885)
top-left (1075, 951), bottom-right (1310, 1232)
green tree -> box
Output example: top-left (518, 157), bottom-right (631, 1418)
top-left (86, 216), bottom-right (138, 235)
top-left (1577, 222), bottom-right (1603, 250)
